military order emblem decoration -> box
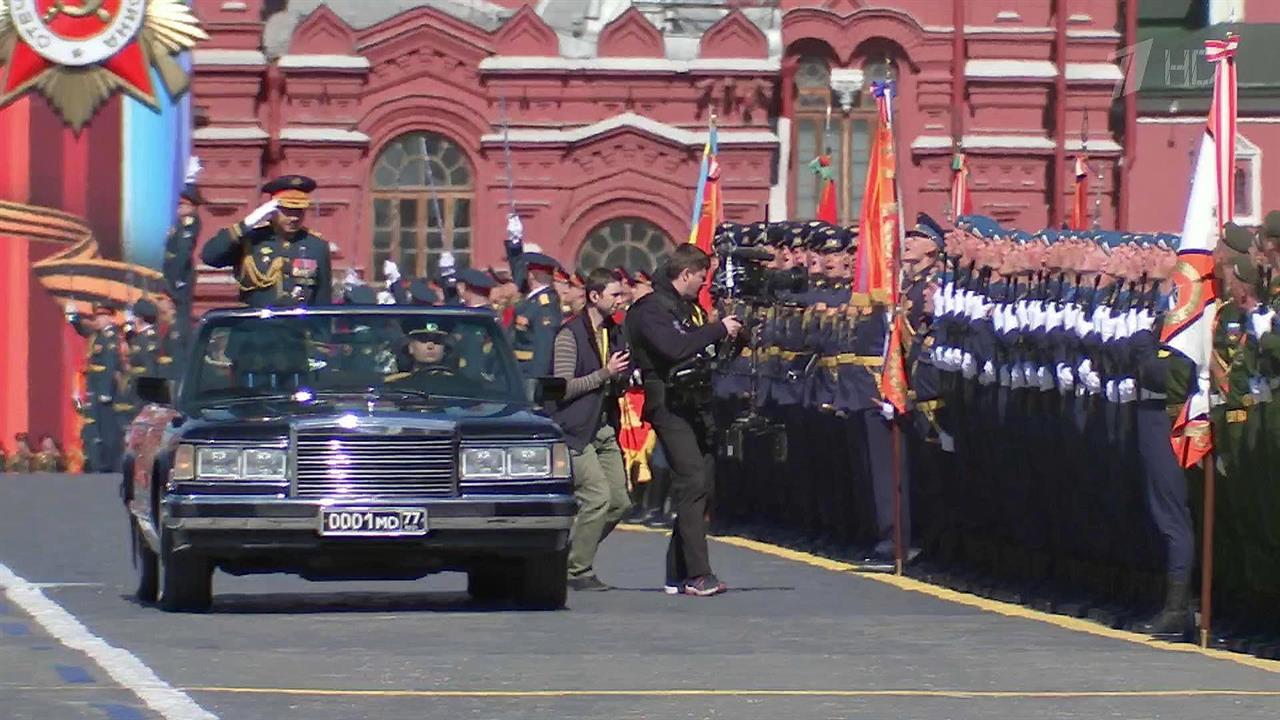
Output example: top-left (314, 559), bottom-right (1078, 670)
top-left (0, 0), bottom-right (206, 130)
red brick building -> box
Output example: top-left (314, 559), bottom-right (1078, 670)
top-left (188, 0), bottom-right (1275, 296)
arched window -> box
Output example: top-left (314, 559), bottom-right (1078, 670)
top-left (371, 132), bottom-right (473, 281)
top-left (793, 56), bottom-right (897, 226)
top-left (576, 218), bottom-right (672, 275)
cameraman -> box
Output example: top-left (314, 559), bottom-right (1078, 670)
top-left (627, 245), bottom-right (743, 596)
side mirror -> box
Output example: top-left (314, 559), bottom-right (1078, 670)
top-left (526, 377), bottom-right (566, 404)
top-left (136, 376), bottom-right (173, 406)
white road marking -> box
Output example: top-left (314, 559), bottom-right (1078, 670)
top-left (31, 582), bottom-right (105, 589)
top-left (0, 562), bottom-right (217, 720)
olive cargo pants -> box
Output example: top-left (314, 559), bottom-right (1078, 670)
top-left (567, 424), bottom-right (632, 580)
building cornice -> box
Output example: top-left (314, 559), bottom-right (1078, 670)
top-left (279, 127), bottom-right (371, 144)
top-left (480, 112), bottom-right (776, 147)
top-left (278, 54), bottom-right (371, 70)
top-left (193, 49), bottom-right (267, 68)
top-left (478, 56), bottom-right (780, 74)
top-left (193, 126), bottom-right (269, 142)
top-left (912, 134), bottom-right (1122, 154)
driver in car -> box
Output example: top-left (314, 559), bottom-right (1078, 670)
top-left (386, 321), bottom-right (457, 382)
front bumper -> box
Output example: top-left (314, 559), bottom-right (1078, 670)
top-left (161, 494), bottom-right (576, 532)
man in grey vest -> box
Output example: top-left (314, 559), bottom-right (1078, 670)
top-left (550, 268), bottom-right (633, 591)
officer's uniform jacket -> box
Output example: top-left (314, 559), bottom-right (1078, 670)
top-left (200, 221), bottom-right (332, 308)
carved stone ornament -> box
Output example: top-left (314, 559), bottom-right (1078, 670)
top-left (830, 68), bottom-right (865, 112)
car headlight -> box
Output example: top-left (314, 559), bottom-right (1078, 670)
top-left (196, 447), bottom-right (241, 479)
top-left (460, 445), bottom-right (564, 480)
top-left (242, 448), bottom-right (287, 480)
top-left (461, 448), bottom-right (505, 479)
top-left (507, 446), bottom-right (550, 478)
top-left (172, 444), bottom-right (195, 481)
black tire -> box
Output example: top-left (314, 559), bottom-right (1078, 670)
top-left (515, 550), bottom-right (568, 610)
top-left (134, 523), bottom-right (158, 604)
top-left (466, 563), bottom-right (513, 601)
top-left (157, 530), bottom-right (212, 613)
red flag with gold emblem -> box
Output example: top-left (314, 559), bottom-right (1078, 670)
top-left (854, 81), bottom-right (909, 413)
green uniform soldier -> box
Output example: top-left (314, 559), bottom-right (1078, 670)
top-left (386, 321), bottom-right (458, 382)
top-left (82, 306), bottom-right (124, 473)
top-left (200, 175), bottom-right (332, 309)
top-left (510, 252), bottom-right (563, 379)
top-left (121, 299), bottom-right (164, 420)
top-left (453, 267), bottom-right (501, 382)
top-left (163, 177), bottom-right (203, 340)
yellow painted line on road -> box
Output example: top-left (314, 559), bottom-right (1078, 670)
top-left (704, 534), bottom-right (1280, 675)
top-left (182, 686), bottom-right (1280, 700)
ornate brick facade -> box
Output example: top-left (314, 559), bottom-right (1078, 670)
top-left (190, 0), bottom-right (1131, 300)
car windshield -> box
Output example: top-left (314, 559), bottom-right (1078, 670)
top-left (185, 311), bottom-right (525, 407)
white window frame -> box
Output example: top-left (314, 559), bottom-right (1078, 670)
top-left (1234, 133), bottom-right (1261, 227)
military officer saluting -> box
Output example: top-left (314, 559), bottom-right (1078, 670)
top-left (201, 175), bottom-right (333, 309)
top-left (510, 252), bottom-right (563, 378)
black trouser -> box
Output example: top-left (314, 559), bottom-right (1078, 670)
top-left (1135, 400), bottom-right (1195, 584)
top-left (860, 408), bottom-right (911, 555)
top-left (649, 402), bottom-right (715, 582)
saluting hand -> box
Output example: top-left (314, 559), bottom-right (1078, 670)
top-left (243, 199), bottom-right (279, 227)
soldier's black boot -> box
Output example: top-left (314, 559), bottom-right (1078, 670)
top-left (1131, 578), bottom-right (1193, 641)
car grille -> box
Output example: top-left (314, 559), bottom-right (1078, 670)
top-left (294, 430), bottom-right (457, 499)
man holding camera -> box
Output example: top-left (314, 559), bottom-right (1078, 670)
top-left (551, 269), bottom-right (633, 591)
top-left (627, 245), bottom-right (743, 596)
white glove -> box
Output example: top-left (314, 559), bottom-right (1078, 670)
top-left (879, 402), bottom-right (895, 421)
top-left (440, 251), bottom-right (456, 277)
top-left (1037, 366), bottom-right (1054, 391)
top-left (947, 347), bottom-right (964, 369)
top-left (999, 365), bottom-right (1012, 387)
top-left (1015, 301), bottom-right (1030, 328)
top-left (1046, 304), bottom-right (1064, 330)
top-left (1105, 379), bottom-right (1119, 403)
top-left (506, 213), bottom-right (524, 243)
top-left (243, 199), bottom-right (279, 226)
top-left (1250, 309), bottom-right (1275, 339)
top-left (1056, 363), bottom-right (1075, 390)
top-left (383, 260), bottom-right (401, 285)
top-left (1101, 315), bottom-right (1119, 342)
top-left (993, 306), bottom-right (1006, 333)
top-left (961, 352), bottom-right (977, 379)
top-left (1125, 308), bottom-right (1140, 336)
top-left (979, 360), bottom-right (996, 385)
top-left (1084, 370), bottom-right (1102, 395)
top-left (1075, 312), bottom-right (1093, 338)
top-left (376, 290), bottom-right (396, 305)
top-left (1118, 377), bottom-right (1137, 403)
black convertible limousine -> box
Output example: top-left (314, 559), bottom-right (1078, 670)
top-left (122, 306), bottom-right (573, 612)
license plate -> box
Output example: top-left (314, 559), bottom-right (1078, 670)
top-left (319, 508), bottom-right (428, 537)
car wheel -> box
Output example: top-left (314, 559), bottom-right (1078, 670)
top-left (466, 563), bottom-right (513, 601)
top-left (157, 530), bottom-right (212, 613)
top-left (515, 549), bottom-right (568, 610)
top-left (134, 523), bottom-right (158, 604)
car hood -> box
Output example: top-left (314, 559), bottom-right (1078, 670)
top-left (177, 397), bottom-right (560, 442)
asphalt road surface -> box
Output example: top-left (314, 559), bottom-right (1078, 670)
top-left (2, 474), bottom-right (1278, 720)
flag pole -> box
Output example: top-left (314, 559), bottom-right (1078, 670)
top-left (1198, 31), bottom-right (1238, 647)
top-left (1200, 454), bottom-right (1215, 647)
top-left (882, 77), bottom-right (906, 576)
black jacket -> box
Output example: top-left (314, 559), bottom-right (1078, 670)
top-left (625, 278), bottom-right (726, 414)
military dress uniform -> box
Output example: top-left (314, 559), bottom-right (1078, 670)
top-left (200, 175), bottom-right (332, 309)
top-left (510, 254), bottom-right (564, 379)
top-left (84, 318), bottom-right (124, 473)
top-left (163, 184), bottom-right (202, 339)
